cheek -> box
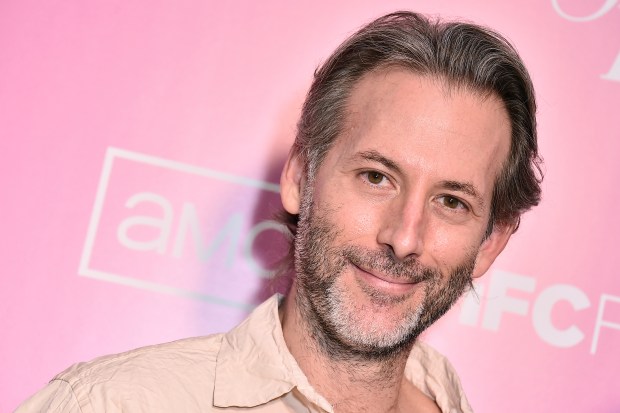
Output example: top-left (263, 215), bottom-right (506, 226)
top-left (331, 200), bottom-right (387, 243)
top-left (425, 223), bottom-right (478, 267)
top-left (425, 224), bottom-right (452, 264)
top-left (350, 207), bottom-right (377, 235)
top-left (430, 227), bottom-right (450, 254)
top-left (341, 210), bottom-right (376, 244)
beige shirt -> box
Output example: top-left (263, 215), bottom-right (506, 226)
top-left (16, 295), bottom-right (473, 413)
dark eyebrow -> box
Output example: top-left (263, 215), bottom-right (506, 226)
top-left (440, 180), bottom-right (485, 208)
top-left (352, 150), bottom-right (402, 174)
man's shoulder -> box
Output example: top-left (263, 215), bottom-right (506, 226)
top-left (17, 298), bottom-right (286, 412)
top-left (18, 334), bottom-right (228, 412)
top-left (56, 333), bottom-right (225, 385)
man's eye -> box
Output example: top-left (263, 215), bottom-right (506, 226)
top-left (439, 196), bottom-right (466, 210)
top-left (366, 171), bottom-right (386, 185)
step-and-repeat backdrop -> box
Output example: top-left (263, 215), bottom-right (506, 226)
top-left (2, 1), bottom-right (619, 412)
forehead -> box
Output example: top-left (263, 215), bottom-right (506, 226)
top-left (328, 67), bottom-right (511, 197)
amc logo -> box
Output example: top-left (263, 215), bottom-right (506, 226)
top-left (79, 147), bottom-right (288, 309)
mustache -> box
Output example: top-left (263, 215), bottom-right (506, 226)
top-left (341, 246), bottom-right (438, 283)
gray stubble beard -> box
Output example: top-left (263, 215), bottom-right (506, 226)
top-left (293, 188), bottom-right (476, 363)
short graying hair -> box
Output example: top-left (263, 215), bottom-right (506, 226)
top-left (278, 11), bottom-right (542, 254)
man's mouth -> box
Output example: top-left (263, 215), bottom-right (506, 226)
top-left (351, 262), bottom-right (425, 295)
top-left (359, 266), bottom-right (415, 284)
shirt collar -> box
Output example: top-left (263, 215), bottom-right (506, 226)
top-left (404, 341), bottom-right (473, 413)
top-left (213, 294), bottom-right (333, 411)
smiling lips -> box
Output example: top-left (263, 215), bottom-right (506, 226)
top-left (352, 263), bottom-right (424, 295)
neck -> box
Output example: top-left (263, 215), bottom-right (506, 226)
top-left (281, 285), bottom-right (420, 413)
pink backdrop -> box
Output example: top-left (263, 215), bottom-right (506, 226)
top-left (1, 1), bottom-right (619, 412)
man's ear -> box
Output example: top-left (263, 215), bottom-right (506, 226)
top-left (472, 221), bottom-right (516, 278)
top-left (280, 151), bottom-right (305, 215)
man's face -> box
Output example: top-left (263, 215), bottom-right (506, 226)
top-left (282, 68), bottom-right (512, 357)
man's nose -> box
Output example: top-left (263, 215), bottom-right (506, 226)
top-left (376, 194), bottom-right (426, 261)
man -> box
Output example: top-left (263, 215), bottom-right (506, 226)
top-left (17, 11), bottom-right (541, 413)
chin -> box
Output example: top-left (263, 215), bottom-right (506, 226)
top-left (321, 278), bottom-right (427, 355)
